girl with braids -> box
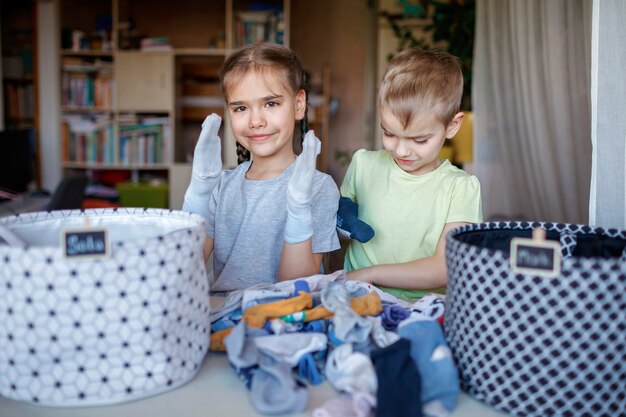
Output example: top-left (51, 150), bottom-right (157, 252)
top-left (182, 43), bottom-right (340, 292)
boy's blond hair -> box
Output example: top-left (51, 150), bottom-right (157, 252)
top-left (379, 47), bottom-right (463, 127)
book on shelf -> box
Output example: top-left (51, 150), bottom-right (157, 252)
top-left (140, 37), bottom-right (172, 51)
top-left (62, 114), bottom-right (114, 164)
top-left (235, 10), bottom-right (284, 46)
top-left (118, 116), bottom-right (171, 165)
top-left (61, 57), bottom-right (113, 109)
top-left (4, 83), bottom-right (35, 120)
top-left (119, 128), bottom-right (164, 165)
top-left (62, 57), bottom-right (113, 73)
top-left (61, 73), bottom-right (113, 109)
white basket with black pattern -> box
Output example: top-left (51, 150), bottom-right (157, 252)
top-left (444, 221), bottom-right (626, 417)
top-left (0, 208), bottom-right (210, 406)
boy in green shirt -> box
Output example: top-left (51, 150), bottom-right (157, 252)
top-left (341, 47), bottom-right (483, 301)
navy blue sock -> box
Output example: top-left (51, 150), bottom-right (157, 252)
top-left (370, 338), bottom-right (422, 417)
top-left (337, 197), bottom-right (375, 243)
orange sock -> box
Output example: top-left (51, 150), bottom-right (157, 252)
top-left (242, 291), bottom-right (313, 328)
top-left (281, 291), bottom-right (383, 322)
top-left (299, 305), bottom-right (333, 322)
top-left (210, 327), bottom-right (233, 352)
top-left (350, 291), bottom-right (382, 316)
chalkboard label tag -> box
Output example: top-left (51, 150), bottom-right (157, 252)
top-left (62, 227), bottom-right (110, 260)
top-left (510, 235), bottom-right (561, 278)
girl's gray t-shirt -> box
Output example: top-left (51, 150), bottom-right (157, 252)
top-left (206, 160), bottom-right (340, 292)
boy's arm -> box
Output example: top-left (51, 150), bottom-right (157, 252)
top-left (347, 221), bottom-right (468, 289)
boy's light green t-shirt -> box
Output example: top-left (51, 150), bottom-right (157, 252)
top-left (340, 149), bottom-right (483, 301)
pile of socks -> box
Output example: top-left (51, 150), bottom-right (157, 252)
top-left (209, 271), bottom-right (459, 417)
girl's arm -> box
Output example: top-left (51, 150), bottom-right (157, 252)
top-left (278, 241), bottom-right (323, 281)
top-left (203, 236), bottom-right (214, 262)
top-left (280, 130), bottom-right (323, 281)
top-left (347, 222), bottom-right (469, 289)
top-left (182, 114), bottom-right (223, 220)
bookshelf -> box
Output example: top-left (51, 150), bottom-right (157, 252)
top-left (308, 65), bottom-right (331, 173)
top-left (58, 0), bottom-right (292, 209)
top-left (1, 1), bottom-right (39, 189)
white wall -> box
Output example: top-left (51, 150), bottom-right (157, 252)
top-left (290, 0), bottom-right (377, 182)
top-left (589, 0), bottom-right (626, 228)
top-left (36, 0), bottom-right (62, 192)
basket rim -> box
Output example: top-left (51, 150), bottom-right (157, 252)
top-left (446, 220), bottom-right (626, 264)
top-left (0, 208), bottom-right (206, 253)
top-left (0, 207), bottom-right (205, 226)
top-left (450, 220), bottom-right (625, 236)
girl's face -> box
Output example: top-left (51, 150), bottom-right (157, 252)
top-left (226, 70), bottom-right (306, 165)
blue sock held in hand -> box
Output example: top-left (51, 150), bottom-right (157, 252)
top-left (337, 197), bottom-right (375, 243)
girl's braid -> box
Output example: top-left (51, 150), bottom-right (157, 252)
top-left (236, 142), bottom-right (251, 165)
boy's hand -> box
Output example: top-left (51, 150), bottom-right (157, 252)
top-left (337, 197), bottom-right (375, 243)
top-left (284, 130), bottom-right (320, 244)
top-left (182, 114), bottom-right (223, 220)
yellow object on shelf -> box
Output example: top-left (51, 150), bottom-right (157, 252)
top-left (116, 181), bottom-right (169, 209)
top-left (439, 143), bottom-right (454, 162)
top-left (452, 111), bottom-right (473, 163)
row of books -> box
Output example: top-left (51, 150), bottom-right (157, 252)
top-left (119, 127), bottom-right (166, 165)
top-left (4, 83), bottom-right (35, 120)
top-left (62, 57), bottom-right (113, 73)
top-left (62, 115), bottom-right (115, 164)
top-left (118, 116), bottom-right (171, 165)
top-left (61, 114), bottom-right (171, 165)
top-left (235, 11), bottom-right (285, 47)
top-left (140, 37), bottom-right (172, 51)
top-left (61, 73), bottom-right (113, 109)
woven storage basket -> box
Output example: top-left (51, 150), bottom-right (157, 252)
top-left (445, 221), bottom-right (626, 417)
top-left (0, 208), bottom-right (210, 406)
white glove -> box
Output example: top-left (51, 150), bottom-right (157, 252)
top-left (182, 114), bottom-right (223, 220)
top-left (284, 130), bottom-right (321, 244)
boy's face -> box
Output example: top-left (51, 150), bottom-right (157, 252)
top-left (380, 108), bottom-right (463, 175)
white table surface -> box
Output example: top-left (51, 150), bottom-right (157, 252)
top-left (0, 295), bottom-right (510, 417)
top-left (0, 352), bottom-right (507, 417)
top-left (0, 351), bottom-right (509, 417)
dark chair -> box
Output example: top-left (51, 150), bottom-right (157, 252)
top-left (0, 129), bottom-right (34, 197)
top-left (45, 175), bottom-right (88, 211)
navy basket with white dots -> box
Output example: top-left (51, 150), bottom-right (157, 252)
top-left (0, 208), bottom-right (210, 406)
top-left (445, 221), bottom-right (626, 417)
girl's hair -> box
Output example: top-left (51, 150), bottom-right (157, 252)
top-left (220, 43), bottom-right (309, 164)
top-left (379, 47), bottom-right (463, 127)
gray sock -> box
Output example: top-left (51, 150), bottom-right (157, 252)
top-left (224, 321), bottom-right (268, 369)
top-left (250, 359), bottom-right (308, 415)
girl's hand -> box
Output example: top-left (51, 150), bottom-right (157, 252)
top-left (284, 130), bottom-right (321, 244)
top-left (193, 114), bottom-right (223, 178)
top-left (182, 114), bottom-right (223, 220)
top-left (287, 130), bottom-right (320, 205)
